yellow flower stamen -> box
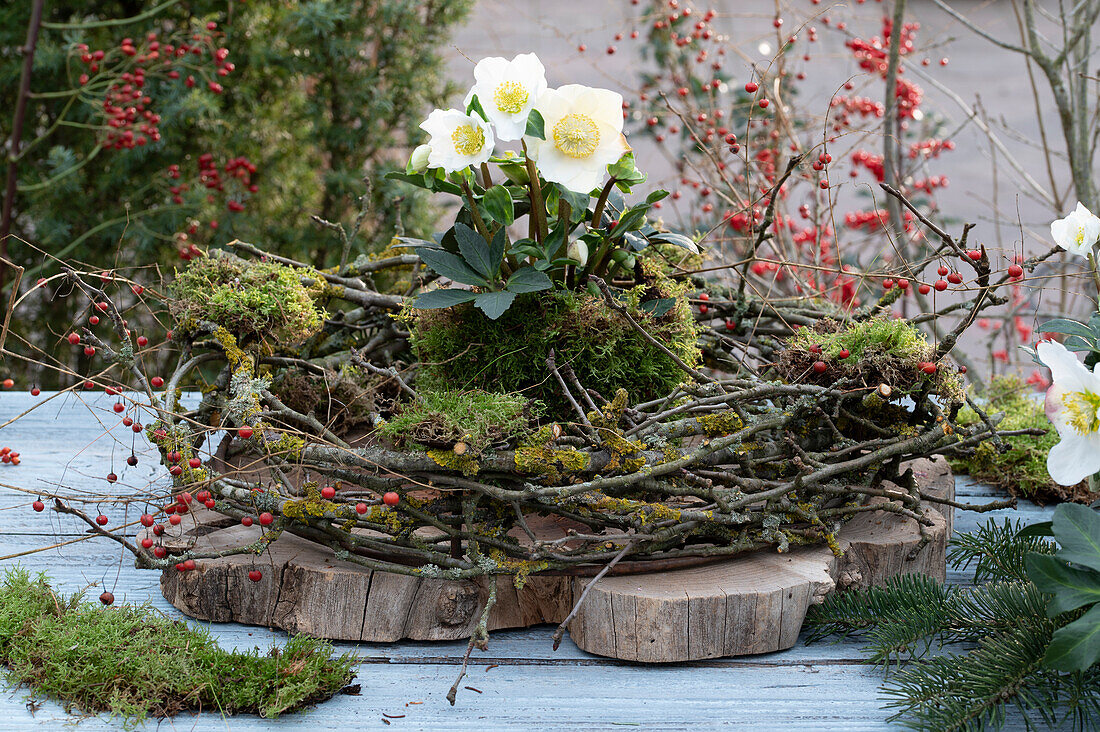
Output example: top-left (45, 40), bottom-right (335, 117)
top-left (451, 124), bottom-right (485, 156)
top-left (552, 113), bottom-right (600, 159)
top-left (1062, 390), bottom-right (1100, 434)
top-left (493, 81), bottom-right (529, 114)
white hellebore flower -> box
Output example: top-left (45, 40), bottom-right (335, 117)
top-left (465, 53), bottom-right (547, 142)
top-left (525, 84), bottom-right (631, 194)
top-left (418, 109), bottom-right (494, 173)
top-left (1038, 339), bottom-right (1100, 485)
top-left (1050, 202), bottom-right (1100, 258)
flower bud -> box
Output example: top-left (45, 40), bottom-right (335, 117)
top-left (567, 239), bottom-right (589, 266)
top-left (407, 144), bottom-right (432, 174)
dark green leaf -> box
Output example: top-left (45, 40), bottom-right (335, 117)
top-left (453, 223), bottom-right (497, 280)
top-left (466, 94), bottom-right (488, 122)
top-left (640, 298), bottom-right (676, 317)
top-left (1043, 603), bottom-right (1100, 672)
top-left (392, 236), bottom-right (438, 250)
top-left (387, 170), bottom-right (462, 196)
top-left (607, 152), bottom-right (638, 180)
top-left (411, 288), bottom-right (477, 309)
top-left (649, 231), bottom-right (700, 254)
top-left (474, 290), bottom-right (516, 320)
top-left (525, 109), bottom-right (545, 140)
top-left (417, 247), bottom-right (490, 287)
top-left (1052, 503), bottom-right (1100, 574)
top-left (1039, 318), bottom-right (1096, 340)
top-left (1063, 335), bottom-right (1098, 352)
top-left (557, 186), bottom-right (590, 224)
top-left (1026, 552), bottom-right (1100, 615)
top-left (1017, 521), bottom-right (1054, 538)
top-left (489, 226), bottom-right (508, 270)
top-left (482, 185), bottom-right (515, 227)
top-left (506, 267), bottom-right (553, 294)
top-left (646, 189), bottom-right (670, 204)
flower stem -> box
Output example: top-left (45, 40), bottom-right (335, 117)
top-left (460, 179), bottom-right (492, 242)
top-left (521, 142), bottom-right (547, 243)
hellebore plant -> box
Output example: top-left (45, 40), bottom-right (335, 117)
top-left (391, 53), bottom-right (698, 319)
top-left (1034, 201), bottom-right (1100, 487)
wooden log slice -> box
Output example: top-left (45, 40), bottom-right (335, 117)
top-left (154, 457), bottom-right (954, 662)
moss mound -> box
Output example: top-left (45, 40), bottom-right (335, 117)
top-left (952, 376), bottom-right (1094, 504)
top-left (0, 568), bottom-right (354, 727)
top-left (778, 316), bottom-right (963, 400)
top-left (405, 283), bottom-right (700, 422)
top-left (170, 252), bottom-right (327, 345)
top-left (380, 388), bottom-right (533, 453)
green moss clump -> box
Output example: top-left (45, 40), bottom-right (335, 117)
top-left (405, 282), bottom-right (700, 421)
top-left (786, 316), bottom-right (928, 361)
top-left (779, 316), bottom-right (963, 402)
top-left (379, 389), bottom-right (532, 453)
top-left (0, 568), bottom-right (353, 726)
top-left (170, 252), bottom-right (327, 345)
top-left (952, 376), bottom-right (1093, 503)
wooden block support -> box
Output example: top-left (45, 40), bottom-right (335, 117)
top-left (156, 457), bottom-right (954, 662)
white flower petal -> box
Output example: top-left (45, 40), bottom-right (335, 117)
top-left (1038, 340), bottom-right (1089, 394)
top-left (1047, 432), bottom-right (1100, 485)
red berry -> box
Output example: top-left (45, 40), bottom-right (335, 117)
top-left (84, 346), bottom-right (96, 357)
top-left (259, 512), bottom-right (274, 526)
top-left (383, 492), bottom-right (400, 507)
top-left (937, 265), bottom-right (949, 276)
top-left (917, 283), bottom-right (930, 295)
top-left (85, 380), bottom-right (96, 389)
top-left (122, 417), bottom-right (133, 427)
top-left (136, 335), bottom-right (148, 347)
top-left (238, 425), bottom-right (254, 440)
top-left (947, 272), bottom-right (963, 284)
top-left (959, 365), bottom-right (968, 375)
top-left (248, 570), bottom-right (262, 582)
top-left (759, 99), bottom-right (770, 109)
top-left (178, 491), bottom-right (192, 504)
top-left (89, 316), bottom-right (99, 325)
top-left (813, 361), bottom-right (827, 374)
top-left (154, 546), bottom-right (167, 558)
top-left (839, 349), bottom-right (850, 359)
top-left (141, 537), bottom-right (154, 549)
top-left (698, 303), bottom-right (709, 314)
top-left (920, 362), bottom-right (937, 375)
top-left (896, 279), bottom-right (909, 290)
top-left (96, 514), bottom-right (109, 525)
top-left (698, 292), bottom-right (709, 301)
top-left (31, 388), bottom-right (40, 396)
top-left (725, 319), bottom-right (737, 331)
top-left (96, 301), bottom-right (109, 312)
top-left (321, 486), bottom-right (336, 499)
top-left (204, 498), bottom-right (215, 509)
top-left (131, 284), bottom-right (144, 295)
top-left (127, 454), bottom-right (138, 466)
top-left (99, 591), bottom-right (114, 606)
top-left (175, 563), bottom-right (186, 572)
top-left (1, 378), bottom-right (12, 390)
top-left (140, 514), bottom-right (154, 527)
top-left (32, 500), bottom-right (44, 512)
top-left (241, 516), bottom-right (254, 527)
top-left (934, 280), bottom-right (948, 291)
top-left (355, 502), bottom-right (368, 515)
top-left (188, 457), bottom-right (201, 469)
top-left (151, 376), bottom-right (164, 388)
top-left (966, 249), bottom-right (981, 261)
top-left (1008, 264), bottom-right (1023, 279)
top-left (196, 490), bottom-right (211, 502)
top-left (68, 333), bottom-right (81, 345)
top-left (152, 524), bottom-right (164, 536)
top-left (809, 344), bottom-right (822, 355)
top-left (113, 402), bottom-right (125, 413)
top-left (745, 81), bottom-right (759, 93)
top-left (106, 473), bottom-right (117, 484)
top-left (169, 514), bottom-right (182, 525)
top-left (183, 559), bottom-right (196, 571)
top-left (882, 279), bottom-right (894, 290)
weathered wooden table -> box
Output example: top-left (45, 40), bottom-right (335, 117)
top-left (0, 392), bottom-right (1052, 730)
